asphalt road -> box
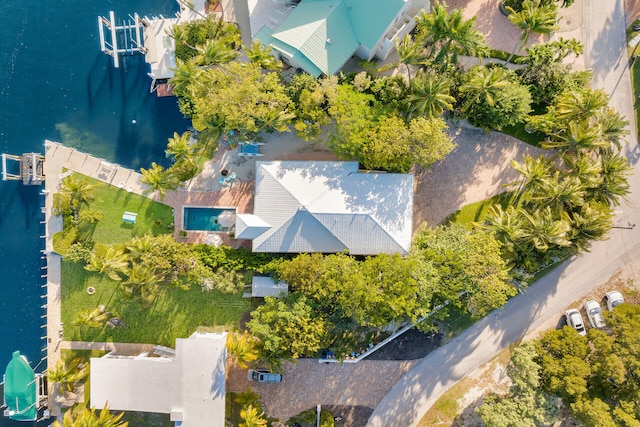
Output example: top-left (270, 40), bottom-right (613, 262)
top-left (367, 1), bottom-right (640, 426)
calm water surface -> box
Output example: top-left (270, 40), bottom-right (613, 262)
top-left (0, 1), bottom-right (189, 423)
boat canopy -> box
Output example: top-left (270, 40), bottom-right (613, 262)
top-left (3, 351), bottom-right (37, 421)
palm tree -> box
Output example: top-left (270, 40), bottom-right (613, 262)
top-left (395, 34), bottom-right (425, 82)
top-left (404, 71), bottom-right (455, 119)
top-left (568, 201), bottom-right (613, 251)
top-left (227, 331), bottom-right (260, 369)
top-left (554, 88), bottom-right (608, 122)
top-left (121, 264), bottom-right (162, 306)
top-left (195, 39), bottom-right (239, 67)
top-left (140, 162), bottom-right (182, 200)
top-left (239, 404), bottom-right (268, 427)
top-left (415, 1), bottom-right (489, 69)
top-left (519, 206), bottom-right (572, 252)
top-left (506, 0), bottom-right (558, 63)
top-left (170, 59), bottom-right (202, 97)
top-left (529, 172), bottom-right (586, 216)
top-left (483, 204), bottom-right (526, 257)
top-left (73, 305), bottom-right (113, 329)
top-left (562, 152), bottom-right (603, 189)
top-left (542, 120), bottom-right (609, 153)
top-left (47, 358), bottom-right (88, 395)
top-left (590, 152), bottom-right (632, 206)
top-left (509, 155), bottom-right (553, 200)
top-left (244, 40), bottom-right (282, 71)
top-left (459, 66), bottom-right (509, 116)
top-left (258, 109), bottom-right (295, 133)
top-left (596, 108), bottom-right (629, 152)
top-left (165, 131), bottom-right (195, 165)
top-left (54, 175), bottom-right (97, 226)
top-left (84, 246), bottom-right (129, 281)
top-left (54, 404), bottom-right (128, 427)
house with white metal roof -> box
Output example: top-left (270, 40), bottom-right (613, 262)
top-left (235, 161), bottom-right (414, 255)
top-left (253, 0), bottom-right (429, 77)
top-left (90, 332), bottom-right (227, 426)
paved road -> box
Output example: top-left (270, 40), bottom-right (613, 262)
top-left (367, 1), bottom-right (640, 425)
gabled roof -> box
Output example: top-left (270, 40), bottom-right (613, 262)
top-left (248, 161), bottom-right (413, 255)
top-left (255, 0), bottom-right (407, 77)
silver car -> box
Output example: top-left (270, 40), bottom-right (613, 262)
top-left (565, 309), bottom-right (587, 336)
top-left (584, 300), bottom-right (606, 328)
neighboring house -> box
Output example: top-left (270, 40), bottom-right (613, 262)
top-left (253, 0), bottom-right (429, 77)
top-left (90, 332), bottom-right (227, 427)
top-left (235, 161), bottom-right (414, 255)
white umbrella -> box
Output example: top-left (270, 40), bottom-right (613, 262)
top-left (217, 211), bottom-right (236, 228)
top-left (204, 233), bottom-right (223, 247)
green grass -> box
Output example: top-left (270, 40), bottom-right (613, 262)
top-left (444, 192), bottom-right (514, 226)
top-left (73, 173), bottom-right (174, 244)
top-left (62, 262), bottom-right (252, 347)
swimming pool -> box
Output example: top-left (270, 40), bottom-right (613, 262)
top-left (183, 207), bottom-right (236, 232)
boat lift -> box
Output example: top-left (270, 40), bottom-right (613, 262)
top-left (98, 11), bottom-right (147, 68)
top-left (1, 153), bottom-right (45, 185)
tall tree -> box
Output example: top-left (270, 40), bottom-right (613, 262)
top-left (404, 71), bottom-right (456, 119)
top-left (54, 404), bottom-right (128, 427)
top-left (395, 34), bottom-right (425, 81)
top-left (415, 1), bottom-right (489, 70)
top-left (84, 246), bottom-right (129, 281)
top-left (459, 66), bottom-right (532, 131)
top-left (165, 131), bottom-right (195, 165)
top-left (227, 331), bottom-right (260, 369)
top-left (506, 0), bottom-right (559, 63)
top-left (244, 40), bottom-right (282, 70)
top-left (140, 162), bottom-right (182, 200)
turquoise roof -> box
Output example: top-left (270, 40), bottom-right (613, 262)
top-left (259, 0), bottom-right (407, 76)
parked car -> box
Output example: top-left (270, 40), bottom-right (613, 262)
top-left (565, 309), bottom-right (587, 336)
top-left (605, 291), bottom-right (624, 311)
top-left (247, 369), bottom-right (282, 383)
top-left (584, 300), bottom-right (606, 328)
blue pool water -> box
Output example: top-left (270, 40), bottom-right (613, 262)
top-left (0, 1), bottom-right (189, 423)
top-left (183, 208), bottom-right (236, 232)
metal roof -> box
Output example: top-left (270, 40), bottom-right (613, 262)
top-left (90, 332), bottom-right (227, 427)
top-left (250, 161), bottom-right (413, 255)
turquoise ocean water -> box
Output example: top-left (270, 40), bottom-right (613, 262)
top-left (0, 1), bottom-right (189, 422)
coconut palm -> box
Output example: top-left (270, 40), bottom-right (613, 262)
top-left (542, 120), bottom-right (609, 153)
top-left (73, 305), bottom-right (113, 329)
top-left (166, 131), bottom-right (195, 165)
top-left (227, 331), bottom-right (260, 369)
top-left (121, 264), bottom-right (162, 306)
top-left (459, 66), bottom-right (509, 116)
top-left (416, 1), bottom-right (488, 69)
top-left (258, 109), bottom-right (295, 133)
top-left (195, 39), bottom-right (239, 67)
top-left (239, 404), bottom-right (268, 427)
top-left (596, 108), bottom-right (629, 152)
top-left (244, 40), bottom-right (282, 71)
top-left (590, 152), bottom-right (632, 206)
top-left (170, 59), bottom-right (202, 97)
top-left (395, 34), bottom-right (426, 82)
top-left (54, 404), bottom-right (128, 427)
top-left (483, 204), bottom-right (526, 257)
top-left (84, 246), bottom-right (129, 281)
top-left (47, 358), bottom-right (88, 395)
top-left (506, 0), bottom-right (558, 63)
top-left (54, 175), bottom-right (97, 225)
top-left (519, 206), bottom-right (572, 252)
top-left (404, 71), bottom-right (455, 119)
top-left (140, 162), bottom-right (182, 200)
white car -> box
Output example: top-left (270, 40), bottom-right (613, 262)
top-left (584, 300), bottom-right (606, 328)
top-left (565, 309), bottom-right (587, 336)
top-left (605, 291), bottom-right (624, 311)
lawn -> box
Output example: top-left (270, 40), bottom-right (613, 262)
top-left (629, 20), bottom-right (640, 140)
top-left (72, 173), bottom-right (174, 244)
top-left (61, 174), bottom-right (256, 346)
top-left (61, 262), bottom-right (253, 347)
top-left (444, 192), bottom-right (514, 226)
